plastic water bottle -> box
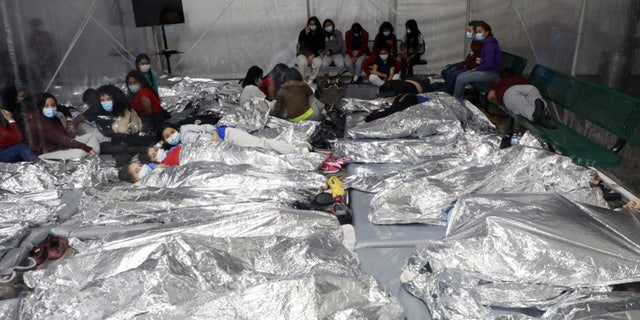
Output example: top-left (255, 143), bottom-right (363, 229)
top-left (510, 133), bottom-right (521, 145)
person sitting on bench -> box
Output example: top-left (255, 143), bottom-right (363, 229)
top-left (487, 69), bottom-right (556, 129)
top-left (368, 47), bottom-right (400, 87)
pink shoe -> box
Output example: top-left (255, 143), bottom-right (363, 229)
top-left (320, 162), bottom-right (341, 174)
top-left (332, 157), bottom-right (347, 165)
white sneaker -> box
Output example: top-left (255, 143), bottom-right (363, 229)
top-left (351, 75), bottom-right (359, 83)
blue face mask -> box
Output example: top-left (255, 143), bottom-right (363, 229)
top-left (475, 33), bottom-right (484, 41)
top-left (101, 101), bottom-right (113, 112)
top-left (138, 164), bottom-right (152, 180)
top-left (42, 108), bottom-right (57, 118)
top-left (324, 26), bottom-right (333, 33)
top-left (156, 148), bottom-right (168, 162)
top-left (309, 25), bottom-right (317, 31)
top-left (466, 31), bottom-right (473, 39)
top-left (166, 132), bottom-right (181, 146)
top-left (128, 84), bottom-right (141, 93)
top-left (383, 31), bottom-right (390, 37)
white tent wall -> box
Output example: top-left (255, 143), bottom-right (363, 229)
top-left (0, 0), bottom-right (150, 97)
top-left (0, 0), bottom-right (635, 89)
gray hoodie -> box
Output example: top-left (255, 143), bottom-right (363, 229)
top-left (324, 29), bottom-right (344, 56)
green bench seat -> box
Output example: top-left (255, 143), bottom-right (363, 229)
top-left (506, 64), bottom-right (640, 167)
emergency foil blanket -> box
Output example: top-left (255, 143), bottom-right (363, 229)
top-left (401, 193), bottom-right (640, 319)
top-left (369, 145), bottom-right (607, 225)
top-left (18, 208), bottom-right (404, 319)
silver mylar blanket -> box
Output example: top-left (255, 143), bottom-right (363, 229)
top-left (17, 208), bottom-right (404, 320)
top-left (401, 193), bottom-right (640, 319)
top-left (369, 145), bottom-right (607, 225)
top-left (178, 140), bottom-right (325, 171)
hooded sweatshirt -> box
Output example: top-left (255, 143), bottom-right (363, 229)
top-left (272, 81), bottom-right (313, 119)
top-left (475, 36), bottom-right (502, 74)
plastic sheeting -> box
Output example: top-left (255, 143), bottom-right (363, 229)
top-left (369, 145), bottom-right (607, 225)
top-left (401, 193), bottom-right (640, 319)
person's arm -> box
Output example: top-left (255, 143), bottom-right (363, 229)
top-left (359, 31), bottom-right (370, 57)
top-left (345, 30), bottom-right (354, 57)
top-left (474, 40), bottom-right (499, 71)
top-left (271, 93), bottom-right (285, 117)
top-left (139, 95), bottom-right (153, 117)
top-left (388, 65), bottom-right (396, 79)
top-left (57, 104), bottom-right (77, 137)
top-left (0, 110), bottom-right (23, 145)
top-left (371, 64), bottom-right (382, 77)
top-left (43, 119), bottom-right (93, 152)
top-left (73, 113), bottom-right (87, 126)
top-left (336, 30), bottom-right (344, 54)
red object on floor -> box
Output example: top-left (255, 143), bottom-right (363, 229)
top-left (46, 237), bottom-right (69, 260)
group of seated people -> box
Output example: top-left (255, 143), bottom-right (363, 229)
top-left (1, 18), bottom-right (558, 180)
top-left (0, 53), bottom-right (167, 163)
top-left (294, 17), bottom-right (425, 86)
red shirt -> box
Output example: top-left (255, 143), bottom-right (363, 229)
top-left (373, 34), bottom-right (398, 58)
top-left (162, 145), bottom-right (181, 166)
top-left (489, 75), bottom-right (529, 106)
top-left (345, 29), bottom-right (370, 57)
top-left (259, 77), bottom-right (275, 97)
top-left (456, 40), bottom-right (484, 70)
top-left (132, 88), bottom-right (162, 117)
top-left (0, 122), bottom-right (23, 147)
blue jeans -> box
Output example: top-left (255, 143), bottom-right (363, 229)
top-left (441, 67), bottom-right (468, 95)
top-left (453, 70), bottom-right (499, 99)
top-left (0, 143), bottom-right (38, 163)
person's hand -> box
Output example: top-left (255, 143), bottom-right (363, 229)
top-left (307, 54), bottom-right (315, 63)
top-left (1, 109), bottom-right (14, 121)
top-left (66, 120), bottom-right (77, 137)
top-left (156, 164), bottom-right (167, 169)
top-left (351, 56), bottom-right (357, 64)
top-left (305, 25), bottom-right (310, 34)
top-left (487, 90), bottom-right (497, 102)
top-left (402, 53), bottom-right (409, 60)
top-left (325, 50), bottom-right (331, 56)
top-left (89, 149), bottom-right (97, 155)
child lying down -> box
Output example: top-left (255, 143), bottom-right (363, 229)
top-left (118, 124), bottom-right (345, 182)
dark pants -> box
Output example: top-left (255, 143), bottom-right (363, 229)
top-left (441, 65), bottom-right (468, 95)
top-left (0, 143), bottom-right (38, 163)
top-left (401, 54), bottom-right (421, 79)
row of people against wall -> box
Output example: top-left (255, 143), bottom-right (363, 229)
top-left (0, 53), bottom-right (167, 163)
top-left (296, 18), bottom-right (425, 86)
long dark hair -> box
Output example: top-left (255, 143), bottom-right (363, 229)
top-left (378, 21), bottom-right (394, 36)
top-left (35, 92), bottom-right (56, 110)
top-left (135, 53), bottom-right (151, 69)
top-left (307, 16), bottom-right (321, 30)
top-left (125, 69), bottom-right (158, 99)
top-left (97, 84), bottom-right (131, 117)
top-left (265, 63), bottom-right (288, 92)
top-left (283, 68), bottom-right (303, 83)
top-left (405, 19), bottom-right (421, 49)
top-left (242, 66), bottom-right (263, 88)
top-left (477, 21), bottom-right (493, 38)
top-left (81, 88), bottom-right (101, 111)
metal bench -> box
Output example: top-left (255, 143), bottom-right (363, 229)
top-left (505, 64), bottom-right (640, 167)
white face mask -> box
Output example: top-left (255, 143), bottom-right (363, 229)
top-left (139, 64), bottom-right (151, 73)
top-left (139, 164), bottom-right (152, 180)
top-left (166, 131), bottom-right (181, 146)
top-left (379, 54), bottom-right (389, 61)
top-left (156, 148), bottom-right (168, 162)
top-left (309, 25), bottom-right (317, 31)
top-left (324, 26), bottom-right (333, 33)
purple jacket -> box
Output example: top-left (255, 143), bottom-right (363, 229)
top-left (475, 36), bottom-right (502, 73)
